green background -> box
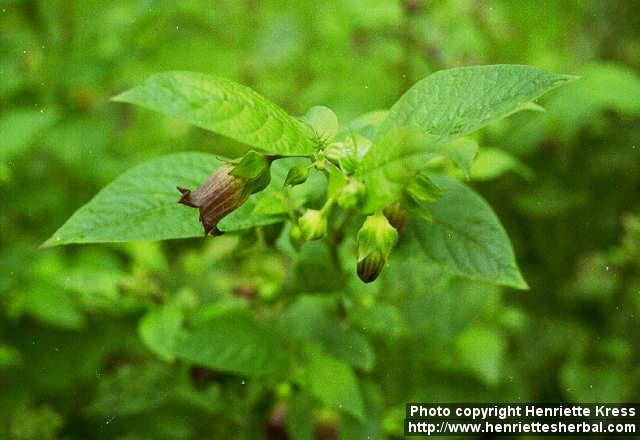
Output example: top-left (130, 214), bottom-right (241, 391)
top-left (1, 0), bottom-right (639, 438)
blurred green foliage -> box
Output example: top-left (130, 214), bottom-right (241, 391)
top-left (1, 0), bottom-right (639, 439)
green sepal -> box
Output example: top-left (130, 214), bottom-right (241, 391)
top-left (337, 179), bottom-right (365, 210)
top-left (285, 164), bottom-right (311, 187)
top-left (357, 214), bottom-right (398, 262)
top-left (231, 151), bottom-right (270, 179)
top-left (407, 173), bottom-right (443, 203)
top-left (298, 209), bottom-right (327, 241)
top-left (230, 151), bottom-right (272, 196)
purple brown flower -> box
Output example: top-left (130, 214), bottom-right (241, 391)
top-left (178, 152), bottom-right (272, 236)
top-left (177, 165), bottom-right (250, 236)
top-left (357, 249), bottom-right (385, 283)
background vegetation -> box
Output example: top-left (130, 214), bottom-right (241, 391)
top-left (1, 0), bottom-right (639, 438)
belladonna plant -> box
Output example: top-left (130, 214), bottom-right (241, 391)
top-left (45, 65), bottom-right (577, 286)
top-left (40, 65), bottom-right (577, 429)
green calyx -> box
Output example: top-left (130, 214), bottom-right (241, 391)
top-left (337, 179), bottom-right (365, 209)
top-left (230, 151), bottom-right (273, 195)
top-left (402, 173), bottom-right (443, 222)
top-left (288, 223), bottom-right (305, 249)
top-left (323, 137), bottom-right (361, 175)
top-left (284, 164), bottom-right (311, 187)
top-left (298, 209), bottom-right (328, 241)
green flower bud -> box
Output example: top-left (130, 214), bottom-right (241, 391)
top-left (356, 214), bottom-right (398, 283)
top-left (298, 209), bottom-right (327, 241)
top-left (178, 152), bottom-right (271, 236)
top-left (288, 223), bottom-right (305, 249)
top-left (337, 179), bottom-right (365, 209)
top-left (284, 164), bottom-right (310, 187)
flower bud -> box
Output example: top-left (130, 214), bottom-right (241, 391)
top-left (284, 164), bottom-right (310, 187)
top-left (357, 249), bottom-right (385, 283)
top-left (298, 209), bottom-right (327, 241)
top-left (356, 214), bottom-right (398, 283)
top-left (337, 179), bottom-right (365, 209)
top-left (324, 140), bottom-right (360, 174)
top-left (178, 152), bottom-right (271, 236)
top-left (288, 223), bottom-right (305, 249)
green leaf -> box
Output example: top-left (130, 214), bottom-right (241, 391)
top-left (456, 326), bottom-right (506, 387)
top-left (113, 71), bottom-right (317, 155)
top-left (44, 154), bottom-right (314, 246)
top-left (356, 126), bottom-right (441, 212)
top-left (11, 284), bottom-right (85, 330)
top-left (470, 147), bottom-right (534, 181)
top-left (42, 152), bottom-right (223, 246)
top-left (0, 107), bottom-right (59, 162)
top-left (286, 392), bottom-right (315, 440)
top-left (8, 406), bottom-right (63, 440)
top-left (305, 350), bottom-right (365, 420)
top-left (407, 175), bottom-right (527, 289)
top-left (378, 64), bottom-right (576, 140)
top-left (402, 278), bottom-right (496, 345)
top-left (379, 251), bottom-right (496, 345)
top-left (90, 363), bottom-right (183, 416)
top-left (356, 66), bottom-right (573, 211)
top-left (560, 363), bottom-right (628, 402)
top-left (0, 344), bottom-right (21, 368)
top-left (138, 304), bottom-right (184, 362)
top-left (299, 105), bottom-right (339, 141)
top-left (339, 381), bottom-right (384, 440)
top-left (323, 328), bottom-right (375, 372)
top-left (278, 295), bottom-right (333, 341)
top-left (351, 303), bottom-right (404, 336)
top-left (444, 138), bottom-right (479, 178)
top-left (278, 295), bottom-right (374, 371)
top-left (337, 110), bottom-right (389, 141)
top-left (174, 311), bottom-right (286, 376)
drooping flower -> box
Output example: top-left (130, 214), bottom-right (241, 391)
top-left (298, 209), bottom-right (327, 241)
top-left (356, 213), bottom-right (398, 283)
top-left (178, 152), bottom-right (271, 236)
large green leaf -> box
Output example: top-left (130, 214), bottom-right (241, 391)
top-left (378, 250), bottom-right (496, 345)
top-left (113, 72), bottom-right (317, 155)
top-left (138, 304), bottom-right (184, 362)
top-left (278, 295), bottom-right (375, 371)
top-left (406, 175), bottom-right (527, 289)
top-left (470, 147), bottom-right (534, 181)
top-left (173, 311), bottom-right (286, 377)
top-left (304, 350), bottom-right (365, 420)
top-left (456, 326), bottom-right (506, 387)
top-left (42, 153), bottom-right (222, 246)
top-left (356, 126), bottom-right (440, 212)
top-left (0, 107), bottom-right (59, 162)
top-left (356, 66), bottom-right (575, 209)
top-left (378, 64), bottom-right (576, 139)
top-left (43, 154), bottom-right (316, 246)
